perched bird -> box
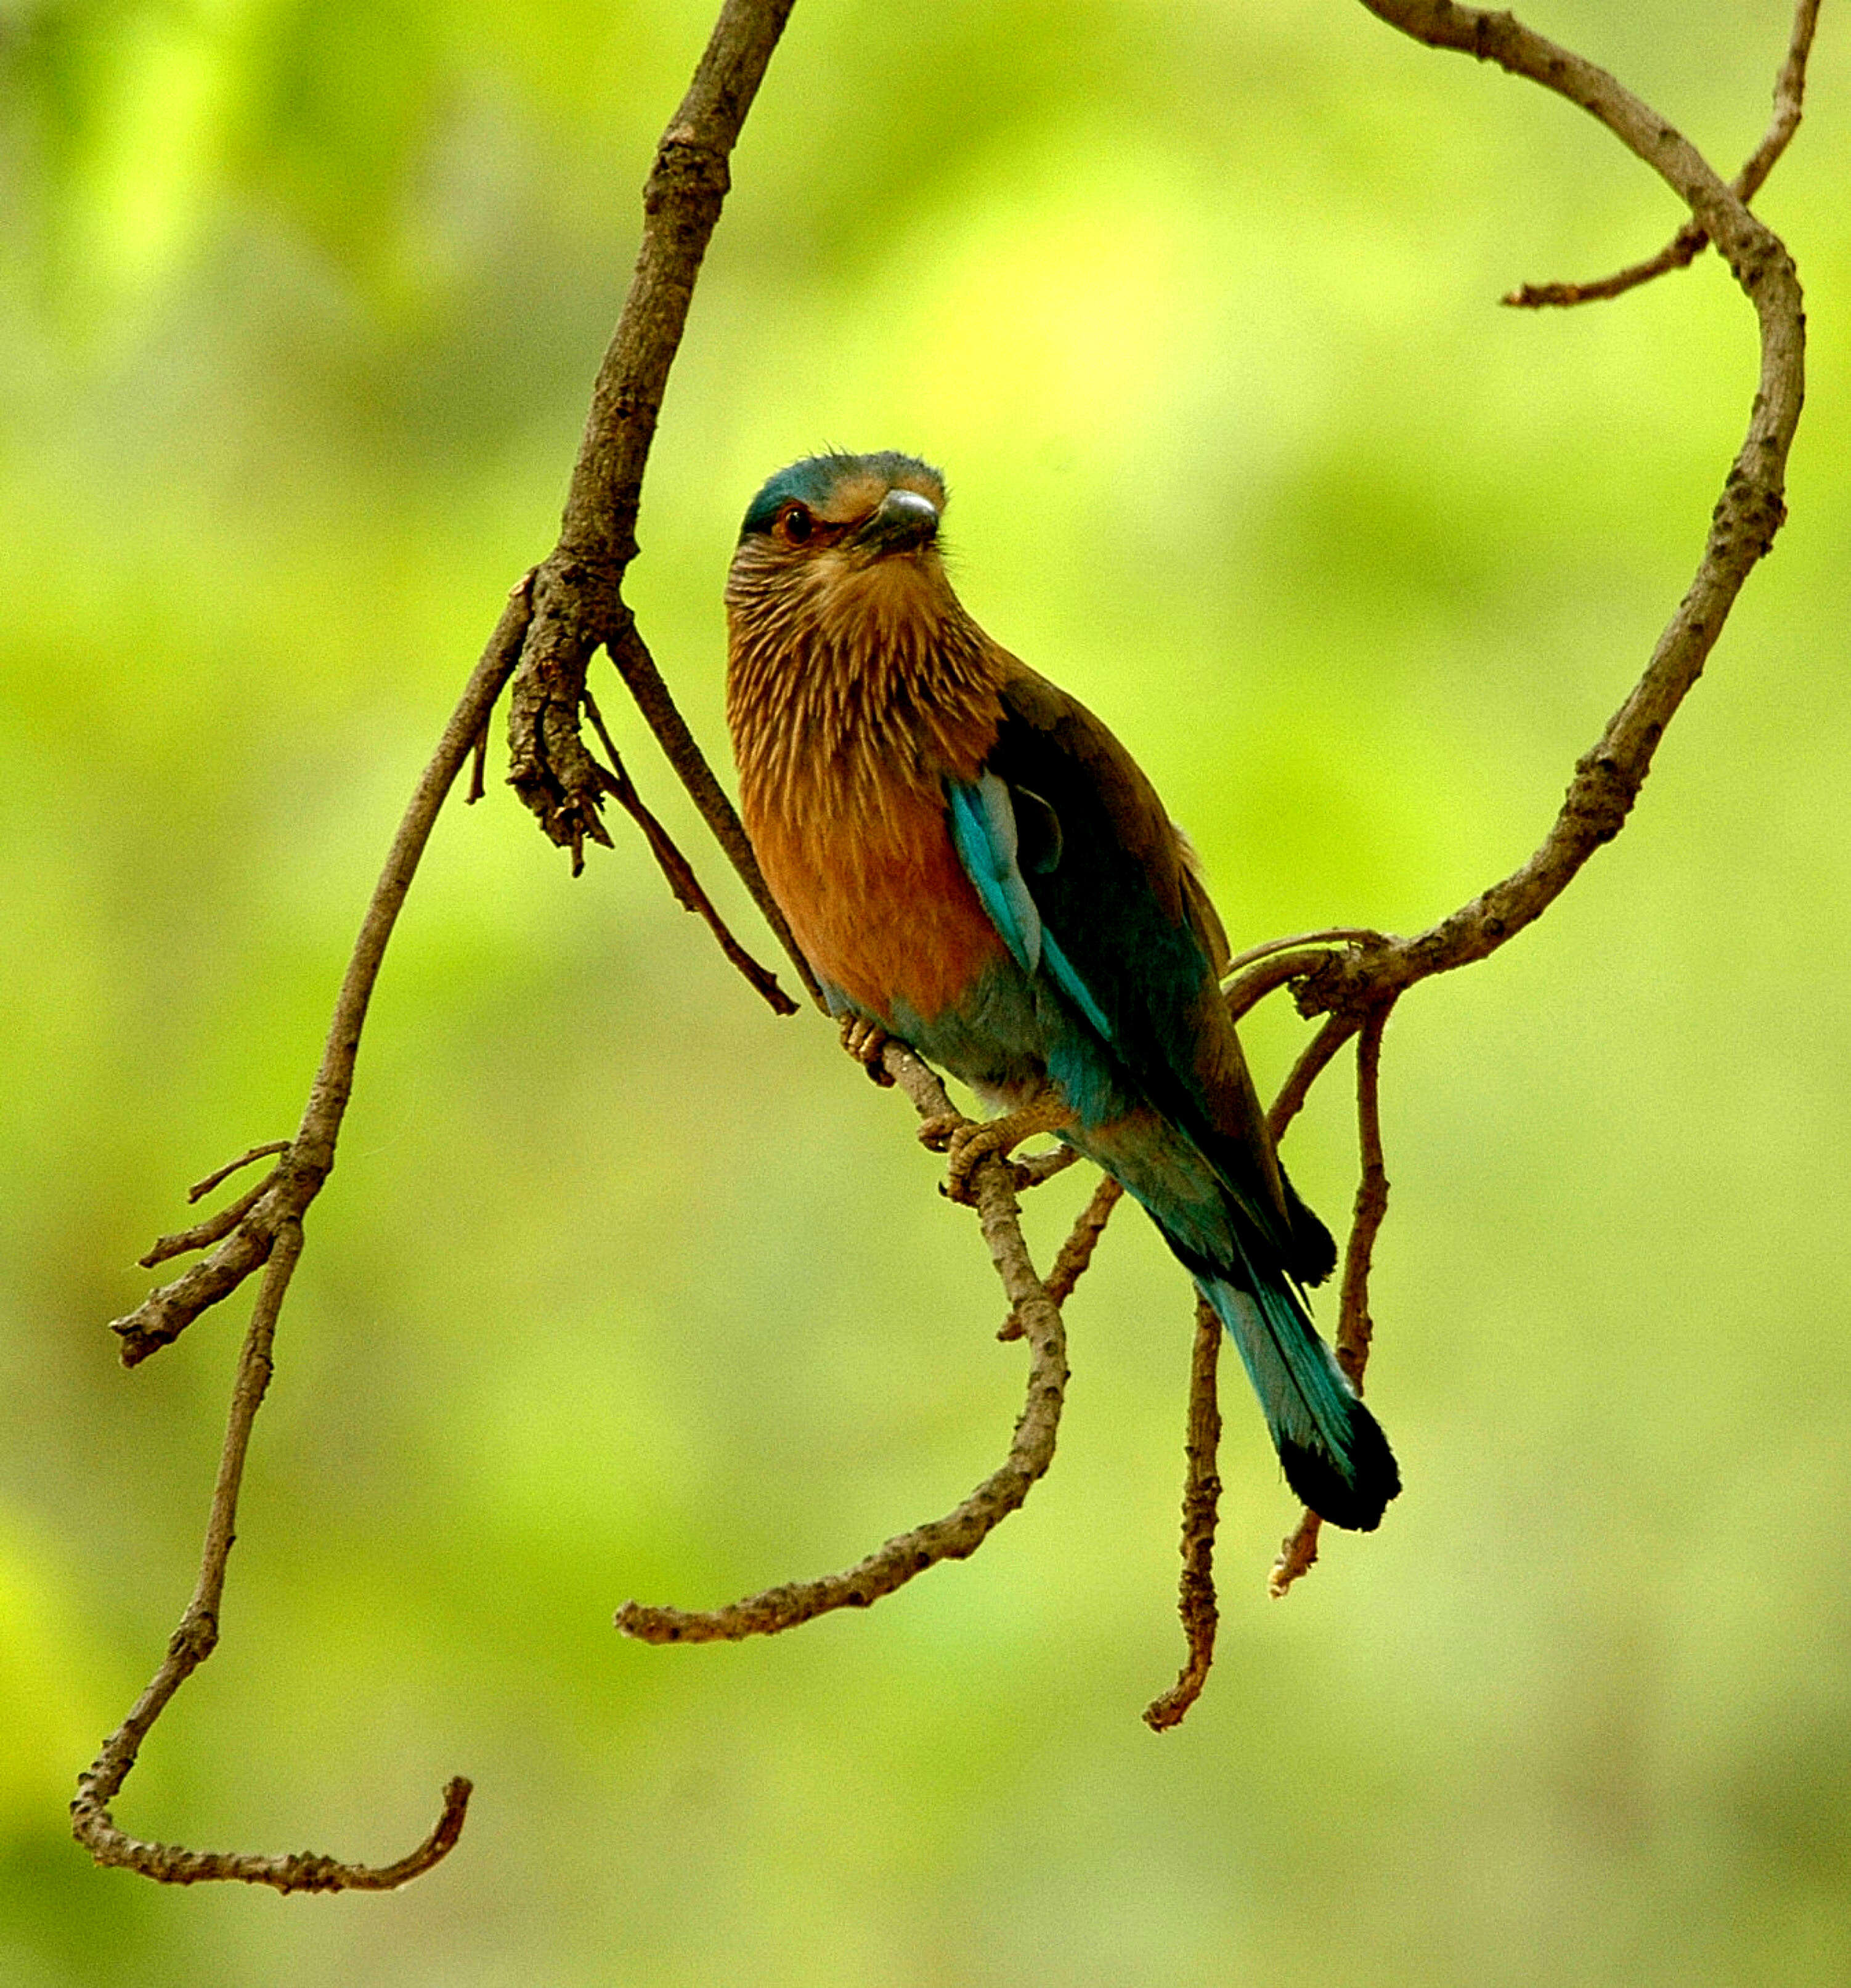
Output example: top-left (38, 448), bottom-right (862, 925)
top-left (725, 451), bottom-right (1399, 1531)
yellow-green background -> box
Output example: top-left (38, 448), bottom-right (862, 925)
top-left (4, 1), bottom-right (1849, 1981)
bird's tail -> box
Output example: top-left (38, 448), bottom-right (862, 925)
top-left (1194, 1255), bottom-right (1399, 1532)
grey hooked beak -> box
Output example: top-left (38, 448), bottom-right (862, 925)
top-left (858, 486), bottom-right (940, 555)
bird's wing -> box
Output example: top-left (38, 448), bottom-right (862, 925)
top-left (947, 661), bottom-right (1314, 1270)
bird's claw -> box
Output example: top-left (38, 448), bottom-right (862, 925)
top-left (916, 1111), bottom-right (969, 1154)
top-left (921, 1097), bottom-right (1076, 1206)
top-left (839, 1015), bottom-right (895, 1085)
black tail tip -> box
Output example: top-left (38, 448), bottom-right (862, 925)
top-left (1279, 1401), bottom-right (1401, 1533)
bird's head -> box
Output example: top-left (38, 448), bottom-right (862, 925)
top-left (725, 452), bottom-right (960, 660)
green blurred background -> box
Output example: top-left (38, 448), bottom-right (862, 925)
top-left (2, 1), bottom-right (1849, 1981)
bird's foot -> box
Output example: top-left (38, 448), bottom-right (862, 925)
top-left (919, 1095), bottom-right (1076, 1206)
top-left (838, 1015), bottom-right (895, 1086)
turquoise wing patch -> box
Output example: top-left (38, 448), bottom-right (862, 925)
top-left (947, 774), bottom-right (1042, 975)
top-left (946, 774), bottom-right (1113, 1042)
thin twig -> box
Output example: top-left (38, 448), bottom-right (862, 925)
top-left (616, 1042), bottom-right (1067, 1642)
top-left (1012, 1144), bottom-right (1081, 1190)
top-left (466, 722), bottom-right (489, 805)
top-left (999, 1172), bottom-right (1124, 1342)
top-left (1266, 1013), bottom-right (1358, 1147)
top-left (606, 623), bottom-right (823, 1008)
top-left (1221, 928), bottom-right (1387, 978)
top-left (186, 1142), bottom-right (291, 1204)
top-left (1144, 1299), bottom-right (1223, 1730)
top-left (75, 1222), bottom-right (478, 1890)
top-left (581, 688), bottom-right (798, 1015)
top-left (109, 583), bottom-right (534, 1369)
top-left (139, 1174), bottom-right (277, 1269)
top-left (1271, 999), bottom-right (1396, 1599)
top-left (1335, 1002), bottom-right (1394, 1388)
top-left (1224, 947), bottom-right (1351, 1024)
top-left (1504, 0), bottom-right (1821, 309)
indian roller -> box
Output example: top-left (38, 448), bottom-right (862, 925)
top-left (725, 451), bottom-right (1400, 1532)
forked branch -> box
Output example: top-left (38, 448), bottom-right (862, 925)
top-left (80, 0), bottom-right (805, 1892)
top-left (1043, 0), bottom-right (1812, 1650)
top-left (1505, 0), bottom-right (1821, 308)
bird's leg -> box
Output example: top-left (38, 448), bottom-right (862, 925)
top-left (919, 1091), bottom-right (1076, 1206)
top-left (839, 1014), bottom-right (895, 1086)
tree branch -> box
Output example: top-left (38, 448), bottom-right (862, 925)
top-left (75, 1220), bottom-right (477, 1889)
top-left (1287, 2), bottom-right (1805, 1033)
top-left (1270, 1000), bottom-right (1396, 1598)
top-left (500, 0), bottom-right (823, 1010)
top-left (1241, 0), bottom-right (1812, 1599)
top-left (580, 688), bottom-right (798, 1014)
top-left (83, 0), bottom-right (802, 1889)
top-left (1504, 0), bottom-right (1821, 309)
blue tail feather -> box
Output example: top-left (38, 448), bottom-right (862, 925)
top-left (1197, 1265), bottom-right (1399, 1533)
top-left (1061, 1110), bottom-right (1400, 1532)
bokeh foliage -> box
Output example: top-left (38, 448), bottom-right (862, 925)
top-left (2, 1), bottom-right (1850, 1981)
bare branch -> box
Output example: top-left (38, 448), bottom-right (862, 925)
top-left (1000, 1172), bottom-right (1124, 1342)
top-left (108, 582), bottom-right (534, 1369)
top-left (1012, 1143), bottom-right (1081, 1190)
top-left (1253, 2), bottom-right (1811, 1597)
top-left (1269, 1514), bottom-right (1322, 1597)
top-left (1300, 2), bottom-right (1805, 1032)
top-left (616, 1042), bottom-right (1067, 1642)
top-left (1334, 1002), bottom-right (1394, 1389)
top-left (1271, 1000), bottom-right (1396, 1599)
top-left (88, 0), bottom-right (809, 1880)
top-left (1144, 1299), bottom-right (1223, 1730)
top-left (185, 1142), bottom-right (291, 1204)
top-left (138, 1174), bottom-right (277, 1270)
top-left (502, 0), bottom-right (824, 1011)
top-left (1505, 0), bottom-right (1821, 308)
top-left (605, 622), bottom-right (823, 1007)
top-left (1221, 927), bottom-right (1388, 979)
top-left (1266, 1013), bottom-right (1358, 1147)
top-left (76, 1223), bottom-right (476, 1890)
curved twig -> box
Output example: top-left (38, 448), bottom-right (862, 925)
top-left (606, 621), bottom-right (824, 1008)
top-left (184, 1142), bottom-right (291, 1203)
top-left (617, 1044), bottom-right (1067, 1642)
top-left (1220, 927), bottom-right (1387, 980)
top-left (75, 1224), bottom-right (478, 1891)
top-left (1224, 947), bottom-right (1355, 1024)
top-left (1257, 0), bottom-right (1808, 1593)
top-left (1267, 1013), bottom-right (1359, 1147)
top-left (1302, 1), bottom-right (1806, 1033)
top-left (1504, 0), bottom-right (1820, 309)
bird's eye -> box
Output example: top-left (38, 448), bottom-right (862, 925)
top-left (781, 505), bottom-right (814, 544)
